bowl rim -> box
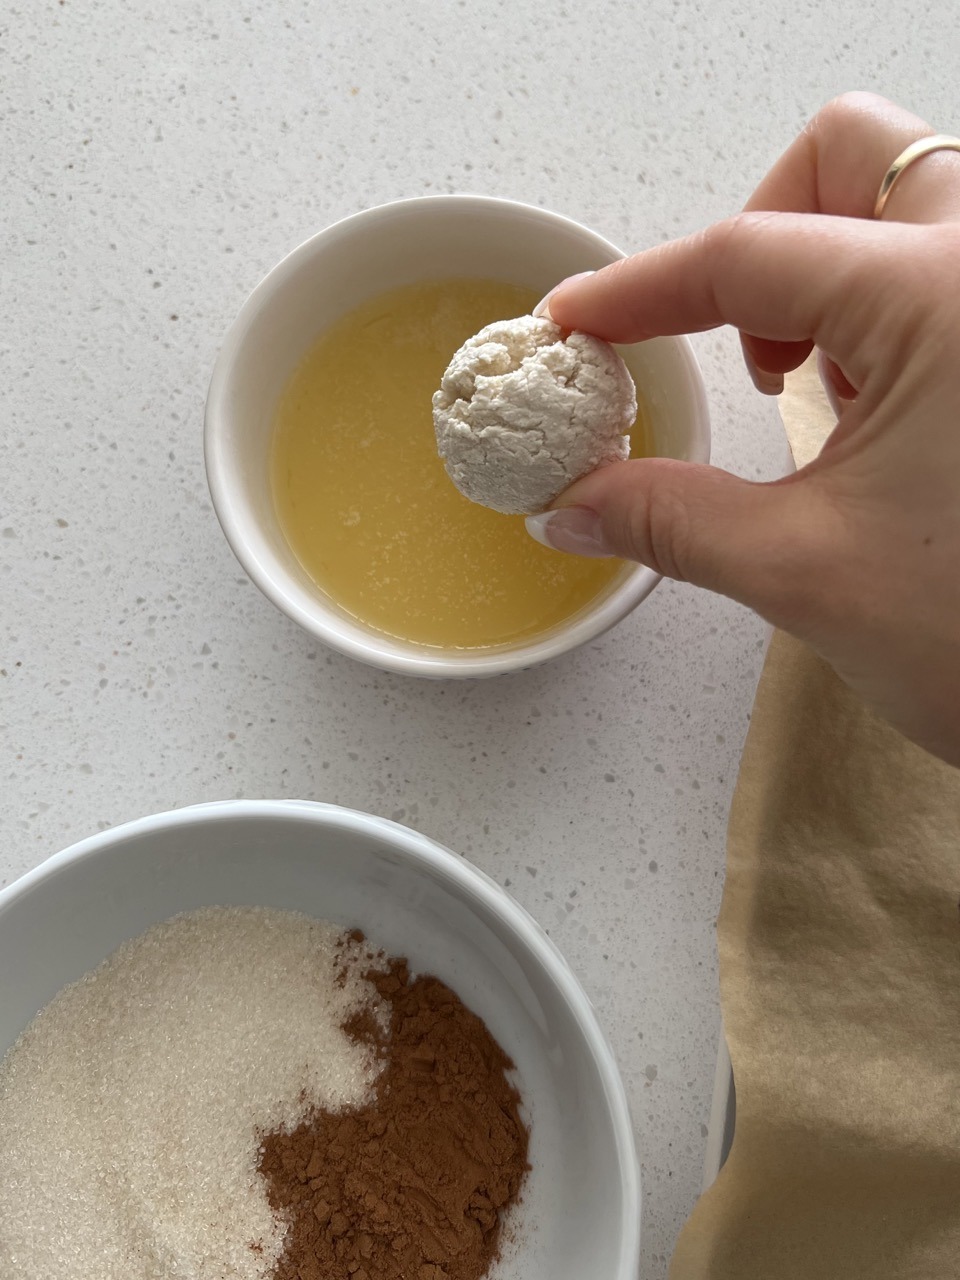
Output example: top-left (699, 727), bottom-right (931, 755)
top-left (203, 193), bottom-right (711, 678)
top-left (0, 799), bottom-right (642, 1277)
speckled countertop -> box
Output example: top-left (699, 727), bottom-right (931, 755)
top-left (2, 3), bottom-right (956, 1274)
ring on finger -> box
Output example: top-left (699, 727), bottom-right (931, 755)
top-left (874, 134), bottom-right (960, 219)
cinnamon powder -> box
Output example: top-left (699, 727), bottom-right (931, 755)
top-left (258, 954), bottom-right (530, 1280)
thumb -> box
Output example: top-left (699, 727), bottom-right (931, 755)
top-left (526, 458), bottom-right (831, 626)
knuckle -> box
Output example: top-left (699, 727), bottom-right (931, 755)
top-left (821, 90), bottom-right (875, 120)
top-left (601, 255), bottom-right (635, 290)
top-left (702, 211), bottom-right (783, 263)
top-left (699, 212), bottom-right (786, 319)
top-left (592, 255), bottom-right (655, 336)
top-left (617, 463), bottom-right (696, 582)
top-left (650, 491), bottom-right (695, 582)
top-left (815, 90), bottom-right (891, 135)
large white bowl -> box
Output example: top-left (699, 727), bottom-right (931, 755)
top-left (0, 801), bottom-right (641, 1280)
top-left (204, 195), bottom-right (710, 678)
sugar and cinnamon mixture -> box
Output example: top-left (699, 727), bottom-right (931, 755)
top-left (0, 908), bottom-right (529, 1280)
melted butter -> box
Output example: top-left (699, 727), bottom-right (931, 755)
top-left (271, 278), bottom-right (649, 649)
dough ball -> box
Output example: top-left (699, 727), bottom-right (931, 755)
top-left (432, 315), bottom-right (636, 515)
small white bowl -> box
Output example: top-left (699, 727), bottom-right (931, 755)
top-left (0, 801), bottom-right (641, 1280)
top-left (204, 196), bottom-right (710, 677)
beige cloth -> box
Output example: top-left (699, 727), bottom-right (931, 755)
top-left (669, 358), bottom-right (960, 1280)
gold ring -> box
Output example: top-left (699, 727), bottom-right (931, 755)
top-left (874, 133), bottom-right (960, 218)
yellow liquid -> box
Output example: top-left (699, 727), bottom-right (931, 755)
top-left (271, 279), bottom-right (647, 650)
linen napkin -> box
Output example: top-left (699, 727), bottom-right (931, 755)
top-left (668, 357), bottom-right (960, 1280)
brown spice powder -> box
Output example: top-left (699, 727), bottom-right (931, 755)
top-left (258, 956), bottom-right (530, 1280)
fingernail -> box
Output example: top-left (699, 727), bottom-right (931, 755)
top-left (750, 366), bottom-right (784, 396)
top-left (525, 505), bottom-right (613, 557)
top-left (533, 271), bottom-right (596, 321)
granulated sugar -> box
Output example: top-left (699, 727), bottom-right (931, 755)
top-left (0, 908), bottom-right (381, 1280)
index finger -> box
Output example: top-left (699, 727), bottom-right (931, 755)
top-left (545, 209), bottom-right (909, 377)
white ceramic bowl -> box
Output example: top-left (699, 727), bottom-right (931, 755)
top-left (0, 801), bottom-right (640, 1280)
top-left (205, 196), bottom-right (710, 676)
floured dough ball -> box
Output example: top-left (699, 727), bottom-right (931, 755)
top-left (432, 314), bottom-right (636, 515)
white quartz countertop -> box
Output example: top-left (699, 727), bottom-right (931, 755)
top-left (3, 3), bottom-right (956, 1274)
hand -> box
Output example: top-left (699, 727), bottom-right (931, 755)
top-left (526, 93), bottom-right (960, 767)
